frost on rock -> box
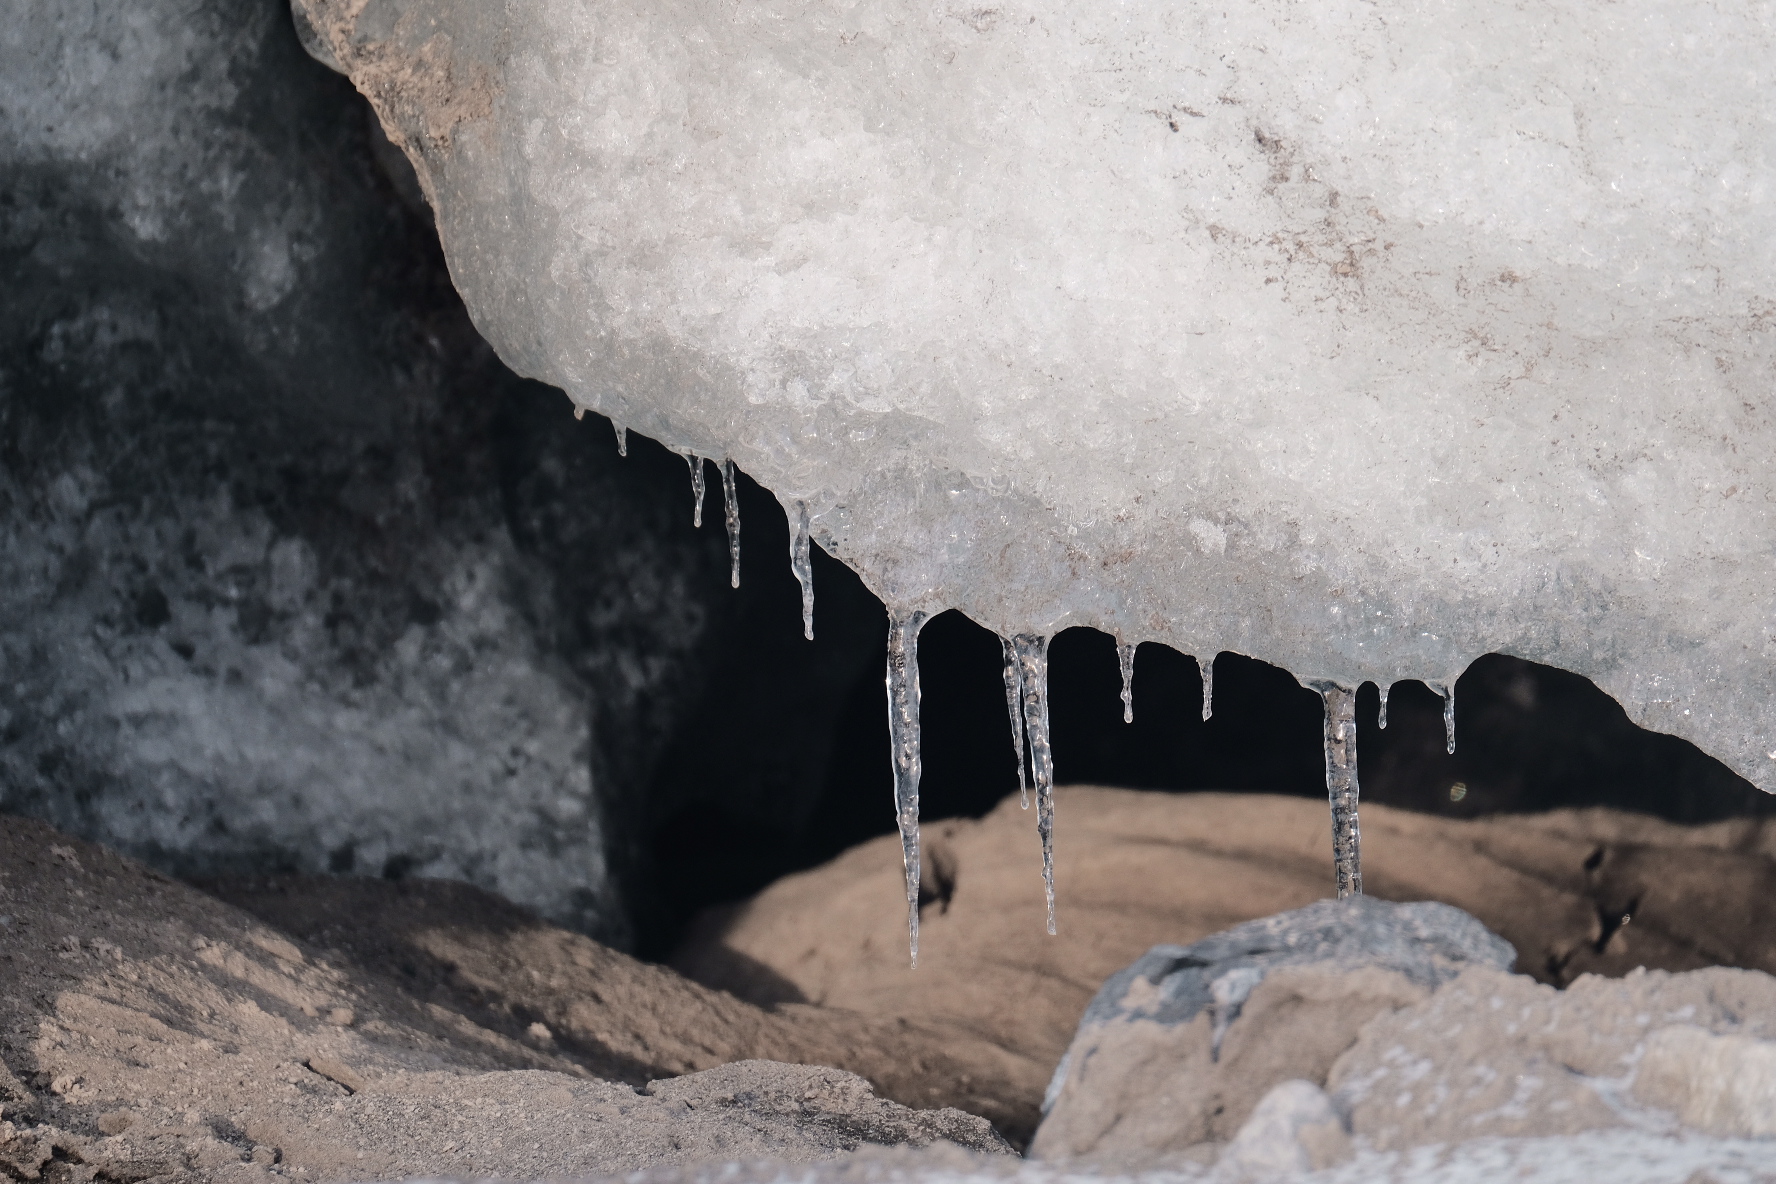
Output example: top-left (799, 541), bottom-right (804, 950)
top-left (293, 0), bottom-right (1776, 792)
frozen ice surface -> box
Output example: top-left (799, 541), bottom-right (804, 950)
top-left (295, 0), bottom-right (1776, 790)
top-left (885, 611), bottom-right (930, 965)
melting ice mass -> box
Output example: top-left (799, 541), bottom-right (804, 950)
top-left (294, 0), bottom-right (1776, 954)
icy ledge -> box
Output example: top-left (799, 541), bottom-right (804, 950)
top-left (290, 3), bottom-right (1775, 788)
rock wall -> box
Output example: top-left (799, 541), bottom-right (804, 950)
top-left (0, 0), bottom-right (752, 944)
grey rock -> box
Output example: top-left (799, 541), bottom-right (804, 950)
top-left (1032, 897), bottom-right (1514, 1163)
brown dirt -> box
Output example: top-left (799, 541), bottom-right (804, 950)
top-left (0, 813), bottom-right (1022, 1184)
top-left (674, 787), bottom-right (1776, 1109)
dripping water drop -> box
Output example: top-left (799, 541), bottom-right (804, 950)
top-left (721, 459), bottom-right (741, 589)
top-left (789, 501), bottom-right (814, 640)
top-left (1117, 642), bottom-right (1136, 724)
top-left (1308, 680), bottom-right (1362, 899)
top-left (1200, 654), bottom-right (1215, 722)
top-left (1377, 684), bottom-right (1390, 730)
top-left (885, 610), bottom-right (930, 966)
top-left (1000, 636), bottom-right (1029, 809)
top-left (685, 454), bottom-right (706, 528)
top-left (1014, 634), bottom-right (1057, 935)
top-left (613, 422), bottom-right (628, 457)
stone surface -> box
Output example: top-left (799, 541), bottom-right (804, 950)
top-left (1, 0), bottom-right (874, 946)
top-left (1329, 963), bottom-right (1776, 1151)
top-left (0, 812), bottom-right (1023, 1183)
top-left (677, 786), bottom-right (1776, 1102)
top-left (1632, 1026), bottom-right (1776, 1140)
top-left (293, 0), bottom-right (1776, 789)
top-left (1030, 897), bottom-right (1512, 1160)
top-left (1218, 1079), bottom-right (1351, 1176)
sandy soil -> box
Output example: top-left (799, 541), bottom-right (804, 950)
top-left (0, 814), bottom-right (1012, 1184)
top-left (676, 788), bottom-right (1776, 1088)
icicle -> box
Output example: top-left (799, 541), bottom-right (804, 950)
top-left (1000, 636), bottom-right (1029, 809)
top-left (1377, 684), bottom-right (1390, 730)
top-left (685, 454), bottom-right (706, 528)
top-left (789, 501), bottom-right (814, 640)
top-left (1117, 642), bottom-right (1136, 724)
top-left (1308, 680), bottom-right (1363, 899)
top-left (1014, 634), bottom-right (1058, 935)
top-left (721, 459), bottom-right (741, 589)
top-left (886, 610), bottom-right (930, 966)
top-left (1429, 680), bottom-right (1456, 754)
top-left (613, 422), bottom-right (629, 457)
top-left (574, 406), bottom-right (585, 421)
top-left (1200, 654), bottom-right (1215, 722)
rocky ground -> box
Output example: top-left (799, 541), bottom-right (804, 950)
top-left (4, 787), bottom-right (1776, 1183)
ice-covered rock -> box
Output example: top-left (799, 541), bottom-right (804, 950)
top-left (292, 0), bottom-right (1776, 790)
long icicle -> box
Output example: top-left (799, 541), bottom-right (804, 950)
top-left (886, 610), bottom-right (931, 966)
top-left (1117, 642), bottom-right (1136, 724)
top-left (613, 422), bottom-right (628, 457)
top-left (1309, 680), bottom-right (1363, 898)
top-left (1015, 634), bottom-right (1058, 935)
top-left (789, 501), bottom-right (814, 640)
top-left (1000, 636), bottom-right (1029, 809)
top-left (1200, 654), bottom-right (1215, 722)
top-left (1377, 683), bottom-right (1390, 730)
top-left (721, 459), bottom-right (741, 588)
top-left (686, 454), bottom-right (706, 528)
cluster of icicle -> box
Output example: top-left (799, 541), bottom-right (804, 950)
top-left (595, 411), bottom-right (1460, 966)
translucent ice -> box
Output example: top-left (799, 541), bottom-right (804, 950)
top-left (1116, 642), bottom-right (1136, 725)
top-left (789, 501), bottom-right (814, 641)
top-left (721, 458), bottom-right (741, 588)
top-left (685, 453), bottom-right (706, 529)
top-left (1308, 681), bottom-right (1363, 898)
top-left (297, 0), bottom-right (1776, 791)
top-left (1377, 684), bottom-right (1391, 731)
top-left (999, 635), bottom-right (1029, 810)
top-left (1200, 656), bottom-right (1215, 724)
top-left (885, 610), bottom-right (929, 965)
top-left (1013, 635), bottom-right (1057, 935)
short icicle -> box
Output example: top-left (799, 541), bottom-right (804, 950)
top-left (1430, 680), bottom-right (1456, 754)
top-left (721, 459), bottom-right (741, 588)
top-left (1000, 636), bottom-right (1029, 809)
top-left (613, 422), bottom-right (629, 457)
top-left (573, 406), bottom-right (585, 421)
top-left (1200, 654), bottom-right (1215, 722)
top-left (1308, 680), bottom-right (1363, 898)
top-left (789, 501), bottom-right (814, 640)
top-left (685, 454), bottom-right (706, 528)
top-left (1377, 684), bottom-right (1390, 730)
top-left (1014, 634), bottom-right (1058, 935)
top-left (1117, 642), bottom-right (1136, 724)
top-left (885, 610), bottom-right (931, 966)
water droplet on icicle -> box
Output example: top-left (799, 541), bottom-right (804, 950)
top-left (1117, 642), bottom-right (1136, 724)
top-left (1200, 654), bottom-right (1215, 722)
top-left (1308, 680), bottom-right (1363, 899)
top-left (613, 422), bottom-right (629, 457)
top-left (721, 459), bottom-right (741, 589)
top-left (1000, 636), bottom-right (1029, 809)
top-left (789, 501), bottom-right (814, 640)
top-left (1429, 680), bottom-right (1456, 754)
top-left (685, 454), bottom-right (706, 528)
top-left (885, 610), bottom-right (930, 966)
top-left (1014, 634), bottom-right (1057, 935)
top-left (1377, 684), bottom-right (1390, 730)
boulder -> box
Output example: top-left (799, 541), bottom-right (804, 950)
top-left (1029, 896), bottom-right (1513, 1160)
